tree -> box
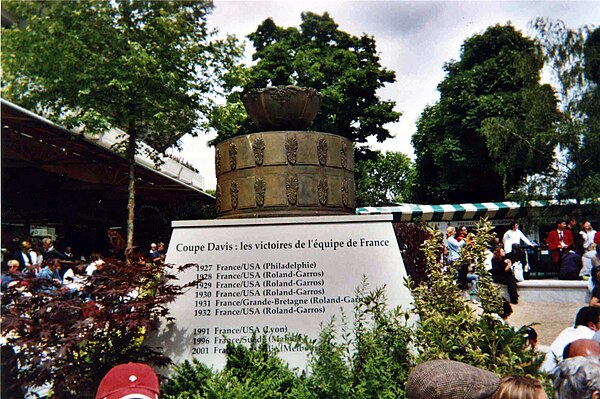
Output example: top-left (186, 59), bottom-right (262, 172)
top-left (209, 12), bottom-right (401, 158)
top-left (412, 24), bottom-right (559, 204)
top-left (355, 151), bottom-right (414, 206)
top-left (411, 220), bottom-right (544, 376)
top-left (531, 19), bottom-right (600, 200)
top-left (1, 1), bottom-right (242, 246)
top-left (1, 259), bottom-right (198, 398)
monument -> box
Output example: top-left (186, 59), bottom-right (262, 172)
top-left (215, 86), bottom-right (355, 218)
top-left (157, 86), bottom-right (413, 370)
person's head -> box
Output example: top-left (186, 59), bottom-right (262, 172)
top-left (500, 298), bottom-right (513, 320)
top-left (48, 259), bottom-right (61, 271)
top-left (406, 359), bottom-right (500, 399)
top-left (42, 237), bottom-right (53, 249)
top-left (7, 259), bottom-right (20, 274)
top-left (493, 246), bottom-right (505, 259)
top-left (90, 252), bottom-right (103, 262)
top-left (459, 226), bottom-right (468, 235)
top-left (125, 246), bottom-right (146, 265)
top-left (492, 375), bottom-right (547, 399)
top-left (96, 362), bottom-right (159, 399)
top-left (65, 246), bottom-right (73, 253)
top-left (20, 241), bottom-right (32, 251)
top-left (150, 243), bottom-right (157, 251)
top-left (525, 327), bottom-right (538, 349)
top-left (563, 339), bottom-right (600, 359)
top-left (511, 243), bottom-right (521, 253)
top-left (556, 219), bottom-right (566, 230)
top-left (552, 356), bottom-right (600, 399)
top-left (157, 242), bottom-right (165, 252)
top-left (582, 221), bottom-right (592, 231)
top-left (574, 306), bottom-right (600, 331)
top-left (568, 218), bottom-right (577, 229)
top-left (510, 221), bottom-right (519, 231)
top-left (447, 226), bottom-right (456, 237)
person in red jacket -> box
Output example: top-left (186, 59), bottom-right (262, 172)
top-left (595, 230), bottom-right (600, 246)
top-left (547, 219), bottom-right (574, 269)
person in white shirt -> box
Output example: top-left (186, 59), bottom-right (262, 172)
top-left (503, 221), bottom-right (534, 253)
top-left (581, 221), bottom-right (597, 251)
top-left (540, 306), bottom-right (600, 372)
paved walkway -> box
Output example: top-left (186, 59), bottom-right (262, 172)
top-left (505, 302), bottom-right (585, 345)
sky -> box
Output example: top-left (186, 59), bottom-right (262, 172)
top-left (174, 0), bottom-right (599, 190)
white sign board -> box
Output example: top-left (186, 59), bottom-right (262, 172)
top-left (156, 215), bottom-right (412, 370)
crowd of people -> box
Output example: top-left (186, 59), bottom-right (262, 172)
top-left (1, 238), bottom-right (168, 293)
top-left (406, 343), bottom-right (600, 399)
top-left (445, 219), bottom-right (600, 306)
top-left (444, 221), bottom-right (534, 305)
top-left (406, 305), bottom-right (600, 398)
top-left (546, 218), bottom-right (600, 280)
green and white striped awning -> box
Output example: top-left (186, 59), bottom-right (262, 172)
top-left (356, 199), bottom-right (600, 222)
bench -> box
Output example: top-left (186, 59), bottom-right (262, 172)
top-left (494, 280), bottom-right (592, 303)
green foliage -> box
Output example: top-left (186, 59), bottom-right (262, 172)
top-left (2, 0), bottom-right (240, 152)
top-left (209, 12), bottom-right (401, 156)
top-left (355, 151), bottom-right (415, 206)
top-left (165, 221), bottom-right (553, 398)
top-left (1, 0), bottom-right (242, 244)
top-left (410, 219), bottom-right (545, 377)
top-left (1, 259), bottom-right (199, 398)
top-left (530, 19), bottom-right (599, 200)
top-left (412, 24), bottom-right (559, 203)
top-left (164, 284), bottom-right (413, 399)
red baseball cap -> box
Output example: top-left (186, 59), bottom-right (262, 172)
top-left (96, 363), bottom-right (159, 399)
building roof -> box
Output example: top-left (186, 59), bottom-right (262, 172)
top-left (356, 199), bottom-right (600, 222)
top-left (1, 99), bottom-right (214, 204)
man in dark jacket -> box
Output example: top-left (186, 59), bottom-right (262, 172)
top-left (560, 247), bottom-right (582, 280)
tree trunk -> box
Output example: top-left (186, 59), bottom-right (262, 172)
top-left (126, 125), bottom-right (136, 248)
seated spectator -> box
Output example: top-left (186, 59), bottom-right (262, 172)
top-left (491, 247), bottom-right (519, 304)
top-left (559, 246), bottom-right (582, 280)
top-left (1, 259), bottom-right (24, 290)
top-left (541, 306), bottom-right (600, 372)
top-left (157, 242), bottom-right (167, 264)
top-left (581, 243), bottom-right (597, 279)
top-left (499, 298), bottom-right (513, 321)
top-left (406, 359), bottom-right (500, 399)
top-left (492, 375), bottom-right (547, 399)
top-left (506, 244), bottom-right (527, 271)
top-left (63, 262), bottom-right (88, 296)
top-left (41, 237), bottom-right (69, 261)
top-left (552, 356), bottom-right (600, 399)
top-left (580, 221), bottom-right (597, 251)
top-left (13, 240), bottom-right (37, 271)
top-left (96, 362), bottom-right (160, 399)
top-left (149, 243), bottom-right (160, 263)
top-left (592, 290), bottom-right (600, 309)
top-left (38, 259), bottom-right (62, 284)
top-left (64, 246), bottom-right (75, 260)
top-left (85, 252), bottom-right (105, 276)
top-left (525, 327), bottom-right (538, 350)
top-left (125, 246), bottom-right (147, 267)
top-left (562, 338), bottom-right (600, 359)
top-left (590, 262), bottom-right (600, 308)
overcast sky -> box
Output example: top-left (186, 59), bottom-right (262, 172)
top-left (175, 0), bottom-right (599, 190)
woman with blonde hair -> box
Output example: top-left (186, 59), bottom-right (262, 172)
top-left (493, 375), bottom-right (547, 399)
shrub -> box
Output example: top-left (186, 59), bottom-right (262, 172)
top-left (163, 284), bottom-right (413, 399)
top-left (1, 258), bottom-right (198, 398)
top-left (409, 219), bottom-right (545, 376)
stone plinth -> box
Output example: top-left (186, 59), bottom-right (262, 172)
top-left (215, 131), bottom-right (355, 219)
